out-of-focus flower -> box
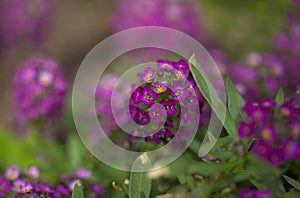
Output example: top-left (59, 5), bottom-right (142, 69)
top-left (112, 0), bottom-right (202, 39)
top-left (25, 166), bottom-right (39, 179)
top-left (0, 0), bottom-right (52, 48)
top-left (12, 55), bottom-right (68, 122)
top-left (239, 188), bottom-right (272, 198)
top-left (90, 182), bottom-right (104, 197)
top-left (76, 168), bottom-right (91, 179)
top-left (238, 97), bottom-right (300, 166)
top-left (5, 166), bottom-right (19, 181)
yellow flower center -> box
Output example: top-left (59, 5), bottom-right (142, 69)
top-left (145, 75), bottom-right (152, 81)
top-left (280, 107), bottom-right (290, 117)
top-left (176, 71), bottom-right (183, 79)
top-left (155, 86), bottom-right (164, 93)
top-left (292, 126), bottom-right (300, 137)
top-left (262, 129), bottom-right (271, 140)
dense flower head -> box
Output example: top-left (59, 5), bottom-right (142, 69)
top-left (12, 55), bottom-right (68, 122)
top-left (1, 166), bottom-right (104, 197)
top-left (112, 0), bottom-right (202, 39)
top-left (0, 0), bottom-right (52, 48)
top-left (238, 97), bottom-right (300, 166)
top-left (129, 59), bottom-right (203, 144)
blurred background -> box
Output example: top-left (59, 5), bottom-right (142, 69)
top-left (0, 0), bottom-right (290, 128)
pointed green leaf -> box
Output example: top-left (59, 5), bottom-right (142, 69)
top-left (283, 175), bottom-right (300, 191)
top-left (188, 55), bottom-right (237, 137)
top-left (129, 153), bottom-right (152, 198)
top-left (276, 88), bottom-right (285, 106)
top-left (72, 180), bottom-right (84, 198)
top-left (225, 77), bottom-right (245, 123)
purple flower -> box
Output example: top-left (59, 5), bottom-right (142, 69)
top-left (56, 185), bottom-right (70, 196)
top-left (138, 67), bottom-right (155, 82)
top-left (291, 121), bottom-right (300, 138)
top-left (1, 0), bottom-right (52, 48)
top-left (112, 0), bottom-right (202, 39)
top-left (238, 122), bottom-right (255, 139)
top-left (259, 98), bottom-right (276, 109)
top-left (139, 86), bottom-right (158, 106)
top-left (267, 147), bottom-right (286, 166)
top-left (12, 55), bottom-right (68, 122)
top-left (280, 103), bottom-right (295, 118)
top-left (161, 100), bottom-right (177, 115)
top-left (153, 82), bottom-right (168, 94)
top-left (157, 60), bottom-right (174, 71)
top-left (0, 177), bottom-right (11, 195)
top-left (68, 180), bottom-right (77, 191)
top-left (242, 102), bottom-right (268, 124)
top-left (90, 182), bottom-right (104, 197)
top-left (252, 140), bottom-right (272, 160)
top-left (133, 109), bottom-right (151, 125)
top-left (149, 104), bottom-right (167, 123)
top-left (25, 166), bottom-right (39, 179)
top-left (171, 82), bottom-right (189, 102)
top-left (259, 125), bottom-right (277, 143)
top-left (5, 166), bottom-right (19, 181)
top-left (12, 179), bottom-right (26, 193)
top-left (76, 168), bottom-right (91, 179)
top-left (239, 188), bottom-right (272, 198)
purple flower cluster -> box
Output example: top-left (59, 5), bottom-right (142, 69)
top-left (95, 74), bottom-right (130, 133)
top-left (12, 55), bottom-right (68, 122)
top-left (129, 59), bottom-right (203, 144)
top-left (112, 0), bottom-right (202, 39)
top-left (1, 166), bottom-right (104, 197)
top-left (0, 0), bottom-right (52, 48)
top-left (238, 98), bottom-right (300, 166)
top-left (239, 188), bottom-right (271, 198)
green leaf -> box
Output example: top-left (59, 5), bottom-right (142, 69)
top-left (129, 153), bottom-right (152, 198)
top-left (283, 191), bottom-right (300, 198)
top-left (67, 135), bottom-right (85, 169)
top-left (275, 88), bottom-right (285, 106)
top-left (188, 55), bottom-right (237, 137)
top-left (72, 180), bottom-right (84, 198)
top-left (225, 76), bottom-right (245, 123)
top-left (283, 175), bottom-right (300, 191)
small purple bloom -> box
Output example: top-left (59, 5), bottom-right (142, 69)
top-left (252, 140), bottom-right (272, 160)
top-left (291, 121), bottom-right (300, 138)
top-left (280, 103), bottom-right (295, 118)
top-left (57, 184), bottom-right (70, 196)
top-left (5, 166), bottom-right (19, 181)
top-left (25, 166), bottom-right (39, 179)
top-left (134, 109), bottom-right (151, 125)
top-left (90, 182), bottom-right (104, 197)
top-left (259, 98), bottom-right (276, 109)
top-left (161, 100), bottom-right (177, 115)
top-left (139, 86), bottom-right (158, 106)
top-left (76, 168), bottom-right (91, 179)
top-left (171, 82), bottom-right (189, 102)
top-left (149, 104), bottom-right (167, 123)
top-left (138, 67), bottom-right (155, 82)
top-left (12, 179), bottom-right (26, 193)
top-left (157, 60), bottom-right (174, 71)
top-left (238, 122), bottom-right (255, 139)
top-left (153, 82), bottom-right (168, 94)
top-left (259, 125), bottom-right (277, 143)
top-left (243, 102), bottom-right (268, 124)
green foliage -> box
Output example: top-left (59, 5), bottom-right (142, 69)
top-left (283, 175), bottom-right (300, 191)
top-left (189, 55), bottom-right (237, 138)
top-left (129, 153), bottom-right (152, 198)
top-left (72, 180), bottom-right (85, 198)
top-left (225, 77), bottom-right (246, 123)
